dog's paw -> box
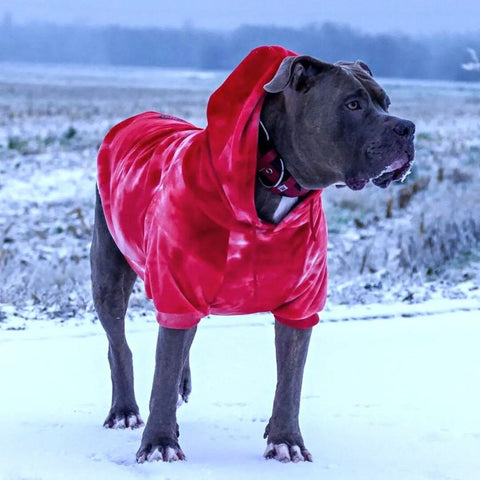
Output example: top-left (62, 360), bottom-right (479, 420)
top-left (136, 442), bottom-right (186, 463)
top-left (264, 443), bottom-right (313, 463)
top-left (103, 410), bottom-right (144, 430)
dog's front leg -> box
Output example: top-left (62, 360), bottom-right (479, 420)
top-left (137, 325), bottom-right (197, 463)
top-left (264, 321), bottom-right (313, 463)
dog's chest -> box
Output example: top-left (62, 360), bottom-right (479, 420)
top-left (272, 196), bottom-right (299, 224)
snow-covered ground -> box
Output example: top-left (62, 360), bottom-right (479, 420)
top-left (1, 302), bottom-right (480, 480)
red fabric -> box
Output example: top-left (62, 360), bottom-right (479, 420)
top-left (97, 46), bottom-right (328, 330)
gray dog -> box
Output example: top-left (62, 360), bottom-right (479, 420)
top-left (91, 46), bottom-right (415, 464)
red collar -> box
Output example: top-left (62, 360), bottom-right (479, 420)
top-left (257, 123), bottom-right (310, 198)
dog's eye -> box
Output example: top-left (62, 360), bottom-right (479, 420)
top-left (346, 100), bottom-right (360, 111)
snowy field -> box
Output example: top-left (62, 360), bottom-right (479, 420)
top-left (1, 305), bottom-right (480, 480)
top-left (0, 62), bottom-right (480, 479)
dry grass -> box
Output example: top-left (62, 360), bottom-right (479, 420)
top-left (1, 71), bottom-right (479, 320)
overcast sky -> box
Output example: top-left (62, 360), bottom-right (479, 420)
top-left (2, 0), bottom-right (479, 35)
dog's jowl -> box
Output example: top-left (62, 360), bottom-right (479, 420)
top-left (91, 45), bottom-right (415, 463)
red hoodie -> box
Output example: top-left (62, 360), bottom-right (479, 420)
top-left (97, 46), bottom-right (328, 330)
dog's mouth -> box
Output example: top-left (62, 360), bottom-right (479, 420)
top-left (371, 156), bottom-right (413, 189)
top-left (341, 155), bottom-right (414, 191)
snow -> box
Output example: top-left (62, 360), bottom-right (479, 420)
top-left (1, 304), bottom-right (480, 480)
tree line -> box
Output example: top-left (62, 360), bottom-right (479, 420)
top-left (1, 19), bottom-right (479, 81)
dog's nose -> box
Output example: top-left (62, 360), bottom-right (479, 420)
top-left (393, 119), bottom-right (415, 137)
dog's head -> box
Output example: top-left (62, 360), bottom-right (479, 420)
top-left (263, 56), bottom-right (415, 191)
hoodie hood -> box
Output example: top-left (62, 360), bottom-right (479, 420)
top-left (206, 45), bottom-right (295, 223)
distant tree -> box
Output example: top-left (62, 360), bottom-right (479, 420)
top-left (1, 20), bottom-right (479, 81)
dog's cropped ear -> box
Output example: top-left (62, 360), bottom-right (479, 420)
top-left (264, 56), bottom-right (335, 93)
top-left (356, 61), bottom-right (373, 76)
top-left (335, 60), bottom-right (374, 77)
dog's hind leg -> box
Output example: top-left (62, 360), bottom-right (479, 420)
top-left (90, 187), bottom-right (143, 429)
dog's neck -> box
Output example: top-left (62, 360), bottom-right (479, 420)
top-left (257, 122), bottom-right (310, 199)
top-left (255, 121), bottom-right (309, 224)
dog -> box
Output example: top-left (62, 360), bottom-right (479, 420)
top-left (90, 46), bottom-right (415, 463)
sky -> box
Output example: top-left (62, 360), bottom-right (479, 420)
top-left (1, 0), bottom-right (479, 36)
